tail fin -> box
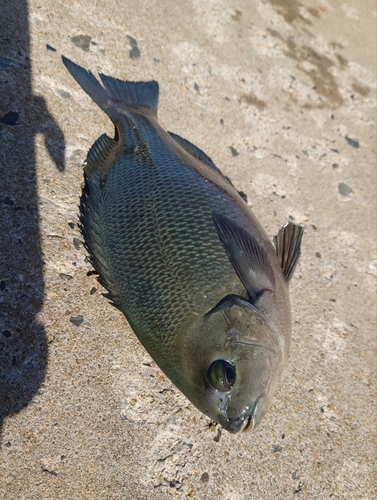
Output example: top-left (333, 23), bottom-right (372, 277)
top-left (62, 56), bottom-right (159, 117)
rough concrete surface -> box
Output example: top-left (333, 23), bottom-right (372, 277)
top-left (1, 0), bottom-right (376, 498)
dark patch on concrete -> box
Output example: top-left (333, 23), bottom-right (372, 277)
top-left (272, 444), bottom-right (282, 452)
top-left (1, 111), bottom-right (19, 125)
top-left (352, 82), bottom-right (370, 96)
top-left (267, 29), bottom-right (344, 107)
top-left (231, 9), bottom-right (242, 21)
top-left (46, 44), bottom-right (56, 52)
top-left (3, 196), bottom-right (14, 205)
top-left (270, 0), bottom-right (312, 25)
top-left (194, 82), bottom-right (200, 93)
top-left (229, 146), bottom-right (239, 157)
top-left (307, 7), bottom-right (320, 19)
top-left (330, 41), bottom-right (345, 50)
top-left (336, 53), bottom-right (348, 68)
top-left (127, 35), bottom-right (141, 59)
top-left (71, 35), bottom-right (92, 52)
top-left (338, 183), bottom-right (352, 196)
top-left (345, 136), bottom-right (359, 148)
top-left (241, 92), bottom-right (267, 109)
top-left (294, 480), bottom-right (304, 493)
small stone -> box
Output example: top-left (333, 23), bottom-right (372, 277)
top-left (71, 35), bottom-right (92, 52)
top-left (73, 238), bottom-right (82, 250)
top-left (70, 315), bottom-right (84, 327)
top-left (57, 89), bottom-right (71, 100)
top-left (229, 146), bottom-right (239, 157)
top-left (69, 149), bottom-right (86, 167)
top-left (200, 472), bottom-right (209, 483)
top-left (1, 112), bottom-right (19, 126)
top-left (338, 182), bottom-right (352, 196)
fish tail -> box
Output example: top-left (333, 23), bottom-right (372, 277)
top-left (62, 56), bottom-right (159, 117)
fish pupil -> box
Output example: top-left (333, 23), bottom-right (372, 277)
top-left (223, 361), bottom-right (235, 388)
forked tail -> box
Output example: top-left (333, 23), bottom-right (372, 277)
top-left (62, 56), bottom-right (159, 117)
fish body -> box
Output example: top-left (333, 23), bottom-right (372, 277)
top-left (62, 56), bottom-right (303, 433)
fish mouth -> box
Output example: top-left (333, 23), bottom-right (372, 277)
top-left (220, 399), bottom-right (259, 434)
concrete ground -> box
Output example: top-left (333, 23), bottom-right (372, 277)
top-left (1, 0), bottom-right (376, 498)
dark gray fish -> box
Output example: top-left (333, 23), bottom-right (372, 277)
top-left (62, 56), bottom-right (303, 433)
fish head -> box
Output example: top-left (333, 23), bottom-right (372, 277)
top-left (181, 295), bottom-right (287, 433)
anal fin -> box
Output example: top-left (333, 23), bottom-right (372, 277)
top-left (274, 222), bottom-right (304, 282)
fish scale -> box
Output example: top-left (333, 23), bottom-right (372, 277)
top-left (63, 56), bottom-right (303, 433)
top-left (100, 148), bottom-right (244, 336)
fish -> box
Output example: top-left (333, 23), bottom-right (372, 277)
top-left (62, 55), bottom-right (304, 434)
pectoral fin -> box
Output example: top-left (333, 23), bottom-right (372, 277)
top-left (274, 222), bottom-right (304, 282)
top-left (212, 212), bottom-right (275, 303)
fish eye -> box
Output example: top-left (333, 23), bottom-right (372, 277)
top-left (207, 359), bottom-right (236, 392)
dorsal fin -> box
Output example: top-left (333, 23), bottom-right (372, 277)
top-left (62, 56), bottom-right (159, 117)
top-left (274, 222), bottom-right (304, 282)
top-left (212, 212), bottom-right (275, 303)
top-left (168, 132), bottom-right (221, 172)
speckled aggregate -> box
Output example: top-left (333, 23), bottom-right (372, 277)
top-left (0, 0), bottom-right (376, 498)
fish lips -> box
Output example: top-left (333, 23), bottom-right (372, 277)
top-left (218, 397), bottom-right (260, 434)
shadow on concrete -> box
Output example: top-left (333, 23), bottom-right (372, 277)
top-left (0, 0), bottom-right (65, 435)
